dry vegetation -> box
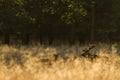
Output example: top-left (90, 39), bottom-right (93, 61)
top-left (0, 43), bottom-right (120, 80)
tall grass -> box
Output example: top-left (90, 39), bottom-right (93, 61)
top-left (0, 43), bottom-right (120, 80)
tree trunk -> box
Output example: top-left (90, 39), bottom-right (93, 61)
top-left (39, 35), bottom-right (43, 44)
top-left (22, 33), bottom-right (30, 45)
top-left (90, 1), bottom-right (95, 43)
top-left (4, 33), bottom-right (10, 44)
top-left (48, 36), bottom-right (53, 45)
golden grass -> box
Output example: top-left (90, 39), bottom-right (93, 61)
top-left (0, 43), bottom-right (120, 80)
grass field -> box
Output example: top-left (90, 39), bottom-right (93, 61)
top-left (0, 43), bottom-right (120, 80)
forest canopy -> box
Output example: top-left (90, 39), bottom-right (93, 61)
top-left (0, 0), bottom-right (119, 44)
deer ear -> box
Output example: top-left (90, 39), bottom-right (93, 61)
top-left (83, 50), bottom-right (85, 51)
top-left (93, 45), bottom-right (95, 47)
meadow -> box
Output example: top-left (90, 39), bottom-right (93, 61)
top-left (0, 43), bottom-right (120, 80)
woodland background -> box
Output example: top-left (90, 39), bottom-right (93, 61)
top-left (0, 0), bottom-right (120, 45)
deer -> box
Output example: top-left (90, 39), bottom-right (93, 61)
top-left (81, 45), bottom-right (98, 59)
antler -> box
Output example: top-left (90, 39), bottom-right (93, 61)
top-left (81, 45), bottom-right (95, 57)
top-left (88, 45), bottom-right (95, 50)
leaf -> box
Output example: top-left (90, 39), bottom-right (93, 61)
top-left (68, 4), bottom-right (73, 8)
top-left (79, 8), bottom-right (87, 16)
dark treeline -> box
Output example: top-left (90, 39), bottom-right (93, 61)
top-left (0, 0), bottom-right (120, 45)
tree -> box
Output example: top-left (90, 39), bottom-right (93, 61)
top-left (0, 0), bottom-right (21, 44)
top-left (0, 0), bottom-right (34, 44)
top-left (23, 0), bottom-right (87, 44)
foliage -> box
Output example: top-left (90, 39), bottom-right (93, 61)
top-left (0, 0), bottom-right (119, 44)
